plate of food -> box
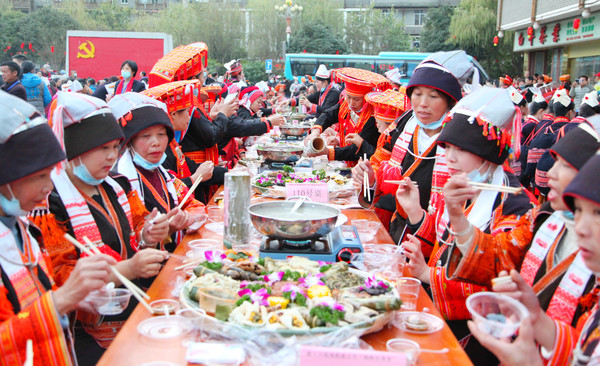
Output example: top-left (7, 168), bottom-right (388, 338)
top-left (179, 255), bottom-right (401, 339)
top-left (395, 311), bottom-right (444, 334)
top-left (252, 166), bottom-right (354, 199)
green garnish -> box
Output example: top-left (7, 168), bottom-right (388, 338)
top-left (283, 165), bottom-right (294, 174)
top-left (283, 291), bottom-right (307, 307)
top-left (309, 305), bottom-right (345, 325)
top-left (319, 264), bottom-right (332, 273)
top-left (312, 169), bottom-right (326, 180)
top-left (282, 270), bottom-right (302, 281)
top-left (257, 258), bottom-right (266, 266)
top-left (200, 261), bottom-right (223, 271)
top-left (236, 294), bottom-right (251, 306)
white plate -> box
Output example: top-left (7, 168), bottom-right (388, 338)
top-left (395, 311), bottom-right (444, 334)
top-left (137, 315), bottom-right (190, 339)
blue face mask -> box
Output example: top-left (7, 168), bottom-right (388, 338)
top-left (562, 211), bottom-right (575, 220)
top-left (0, 184), bottom-right (27, 217)
top-left (466, 162), bottom-right (490, 183)
top-left (321, 87), bottom-right (326, 92)
top-left (121, 70), bottom-right (132, 79)
top-left (73, 158), bottom-right (105, 186)
top-left (414, 113), bottom-right (446, 130)
top-left (133, 150), bottom-right (166, 171)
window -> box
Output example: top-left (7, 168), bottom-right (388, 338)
top-left (346, 60), bottom-right (375, 71)
top-left (414, 10), bottom-right (426, 26)
top-left (290, 58), bottom-right (317, 78)
top-left (121, 0), bottom-right (128, 4)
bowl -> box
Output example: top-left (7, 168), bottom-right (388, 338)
top-left (466, 292), bottom-right (529, 338)
top-left (386, 338), bottom-right (420, 365)
top-left (86, 288), bottom-right (131, 315)
top-left (150, 299), bottom-right (180, 315)
top-left (188, 239), bottom-right (220, 249)
top-left (197, 287), bottom-right (239, 316)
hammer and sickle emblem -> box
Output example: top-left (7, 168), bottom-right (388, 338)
top-left (77, 41), bottom-right (95, 59)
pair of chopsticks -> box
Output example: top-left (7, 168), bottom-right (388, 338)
top-left (151, 174), bottom-right (204, 225)
top-left (468, 182), bottom-right (523, 194)
top-left (64, 233), bottom-right (154, 314)
top-left (384, 180), bottom-right (419, 188)
top-left (363, 153), bottom-right (371, 201)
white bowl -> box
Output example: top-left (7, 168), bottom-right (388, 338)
top-left (466, 292), bottom-right (529, 339)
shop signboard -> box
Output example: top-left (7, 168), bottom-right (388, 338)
top-left (513, 15), bottom-right (600, 52)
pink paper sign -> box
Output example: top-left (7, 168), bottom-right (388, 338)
top-left (299, 345), bottom-right (407, 366)
top-left (286, 182), bottom-right (329, 203)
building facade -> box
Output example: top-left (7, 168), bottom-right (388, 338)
top-left (343, 0), bottom-right (459, 49)
top-left (498, 0), bottom-right (600, 80)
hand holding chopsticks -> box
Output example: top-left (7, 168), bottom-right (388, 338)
top-left (64, 234), bottom-right (155, 314)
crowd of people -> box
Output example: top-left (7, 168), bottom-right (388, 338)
top-left (2, 42), bottom-right (600, 366)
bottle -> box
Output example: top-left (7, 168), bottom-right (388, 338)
top-left (223, 171), bottom-right (251, 249)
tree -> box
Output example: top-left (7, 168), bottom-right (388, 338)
top-left (88, 3), bottom-right (136, 31)
top-left (133, 3), bottom-right (247, 63)
top-left (344, 8), bottom-right (411, 54)
top-left (420, 6), bottom-right (455, 52)
top-left (287, 22), bottom-right (349, 54)
top-left (448, 0), bottom-right (522, 78)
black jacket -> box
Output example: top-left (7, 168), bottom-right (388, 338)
top-left (92, 79), bottom-right (146, 101)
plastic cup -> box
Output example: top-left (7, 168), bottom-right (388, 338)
top-left (188, 239), bottom-right (220, 250)
top-left (86, 288), bottom-right (131, 315)
top-left (397, 277), bottom-right (421, 311)
top-left (177, 308), bottom-right (206, 344)
top-left (350, 252), bottom-right (395, 276)
top-left (466, 292), bottom-right (529, 339)
top-left (386, 338), bottom-right (421, 365)
top-left (150, 299), bottom-right (180, 316)
top-left (207, 207), bottom-right (223, 223)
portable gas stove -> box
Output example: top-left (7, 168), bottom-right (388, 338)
top-left (278, 134), bottom-right (307, 141)
top-left (259, 158), bottom-right (313, 173)
top-left (259, 225), bottom-right (363, 263)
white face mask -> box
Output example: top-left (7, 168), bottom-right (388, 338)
top-left (0, 184), bottom-right (27, 217)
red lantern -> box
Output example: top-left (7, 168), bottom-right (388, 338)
top-left (493, 36), bottom-right (499, 46)
top-left (51, 46), bottom-right (54, 53)
top-left (574, 18), bottom-right (581, 32)
top-left (527, 26), bottom-right (534, 36)
top-left (28, 43), bottom-right (32, 49)
top-left (336, 50), bottom-right (339, 55)
top-left (20, 43), bottom-right (24, 49)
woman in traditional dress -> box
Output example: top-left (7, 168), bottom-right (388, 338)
top-left (0, 90), bottom-right (115, 365)
top-left (398, 87), bottom-right (536, 363)
top-left (469, 152), bottom-right (600, 365)
top-left (352, 50), bottom-right (477, 245)
top-left (38, 91), bottom-right (171, 365)
top-left (109, 92), bottom-right (207, 252)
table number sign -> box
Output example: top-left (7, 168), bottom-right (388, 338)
top-left (299, 345), bottom-right (407, 366)
top-left (286, 182), bottom-right (329, 203)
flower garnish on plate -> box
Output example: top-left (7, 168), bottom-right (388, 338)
top-left (263, 271), bottom-right (285, 285)
top-left (298, 273), bottom-right (325, 288)
top-left (200, 250), bottom-right (226, 271)
top-left (238, 288), bottom-right (270, 306)
top-left (309, 301), bottom-right (345, 325)
top-left (281, 284), bottom-right (307, 306)
top-left (359, 275), bottom-right (391, 295)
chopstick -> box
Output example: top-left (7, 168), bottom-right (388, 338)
top-left (81, 236), bottom-right (150, 301)
top-left (468, 182), bottom-right (523, 194)
top-left (174, 257), bottom-right (205, 271)
top-left (363, 153), bottom-right (371, 201)
top-left (64, 234), bottom-right (155, 314)
top-left (24, 339), bottom-right (33, 366)
top-left (178, 175), bottom-right (203, 210)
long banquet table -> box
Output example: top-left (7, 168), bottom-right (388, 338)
top-left (98, 191), bottom-right (473, 366)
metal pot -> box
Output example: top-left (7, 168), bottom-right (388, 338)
top-left (249, 201), bottom-right (340, 240)
top-left (279, 124), bottom-right (312, 136)
top-left (256, 145), bottom-right (304, 162)
top-left (282, 113), bottom-right (308, 123)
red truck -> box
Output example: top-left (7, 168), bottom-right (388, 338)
top-left (66, 30), bottom-right (173, 81)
